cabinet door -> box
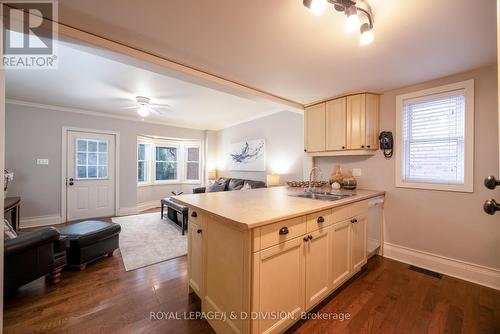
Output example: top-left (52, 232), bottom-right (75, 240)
top-left (188, 221), bottom-right (203, 297)
top-left (305, 227), bottom-right (331, 309)
top-left (351, 215), bottom-right (367, 273)
top-left (326, 98), bottom-right (347, 151)
top-left (253, 238), bottom-right (305, 334)
top-left (347, 94), bottom-right (366, 149)
top-left (364, 94), bottom-right (379, 150)
top-left (331, 220), bottom-right (351, 289)
top-left (304, 103), bottom-right (326, 152)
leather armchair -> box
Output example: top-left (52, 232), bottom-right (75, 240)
top-left (4, 227), bottom-right (69, 293)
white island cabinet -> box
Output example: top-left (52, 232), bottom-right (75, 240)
top-left (178, 187), bottom-right (383, 334)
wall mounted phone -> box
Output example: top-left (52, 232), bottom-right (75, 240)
top-left (378, 131), bottom-right (393, 158)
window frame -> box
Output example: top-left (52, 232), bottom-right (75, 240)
top-left (153, 142), bottom-right (181, 184)
top-left (395, 79), bottom-right (474, 193)
top-left (76, 138), bottom-right (109, 180)
top-left (137, 142), bottom-right (151, 186)
top-left (183, 143), bottom-right (202, 184)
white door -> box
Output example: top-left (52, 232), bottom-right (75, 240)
top-left (66, 130), bottom-right (116, 221)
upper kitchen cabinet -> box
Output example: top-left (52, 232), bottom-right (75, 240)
top-left (304, 103), bottom-right (326, 152)
top-left (326, 97), bottom-right (347, 151)
top-left (304, 93), bottom-right (380, 156)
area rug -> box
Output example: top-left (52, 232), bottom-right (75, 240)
top-left (112, 212), bottom-right (187, 271)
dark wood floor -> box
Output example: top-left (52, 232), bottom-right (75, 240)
top-left (4, 250), bottom-right (500, 333)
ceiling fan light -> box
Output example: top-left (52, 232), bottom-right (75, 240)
top-left (359, 23), bottom-right (374, 46)
top-left (137, 105), bottom-right (150, 117)
top-left (345, 6), bottom-right (360, 32)
top-left (303, 0), bottom-right (327, 16)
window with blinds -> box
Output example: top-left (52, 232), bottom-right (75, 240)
top-left (401, 90), bottom-right (466, 185)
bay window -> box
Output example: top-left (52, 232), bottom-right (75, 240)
top-left (137, 138), bottom-right (202, 185)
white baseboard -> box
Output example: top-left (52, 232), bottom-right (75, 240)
top-left (117, 207), bottom-right (138, 216)
top-left (383, 242), bottom-right (500, 290)
top-left (136, 200), bottom-right (161, 213)
top-left (19, 214), bottom-right (63, 229)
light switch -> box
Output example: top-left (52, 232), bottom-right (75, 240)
top-left (352, 168), bottom-right (362, 177)
top-left (36, 158), bottom-right (49, 165)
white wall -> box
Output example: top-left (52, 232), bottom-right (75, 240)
top-left (5, 103), bottom-right (205, 225)
top-left (216, 111), bottom-right (304, 183)
top-left (316, 65), bottom-right (500, 270)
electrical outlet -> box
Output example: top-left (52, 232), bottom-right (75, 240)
top-left (352, 168), bottom-right (362, 177)
top-left (36, 158), bottom-right (49, 165)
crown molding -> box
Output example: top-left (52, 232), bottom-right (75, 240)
top-left (6, 99), bottom-right (291, 131)
top-left (5, 99), bottom-right (205, 130)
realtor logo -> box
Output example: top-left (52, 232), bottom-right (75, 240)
top-left (1, 1), bottom-right (58, 69)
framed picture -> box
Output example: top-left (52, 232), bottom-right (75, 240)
top-left (229, 139), bottom-right (266, 171)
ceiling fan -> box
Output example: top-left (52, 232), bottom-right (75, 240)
top-left (123, 96), bottom-right (173, 117)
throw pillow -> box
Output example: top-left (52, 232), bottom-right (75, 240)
top-left (207, 183), bottom-right (226, 193)
top-left (4, 219), bottom-right (17, 240)
top-left (240, 182), bottom-right (252, 191)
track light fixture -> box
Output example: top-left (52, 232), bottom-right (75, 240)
top-left (303, 0), bottom-right (375, 45)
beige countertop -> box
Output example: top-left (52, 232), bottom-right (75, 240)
top-left (174, 186), bottom-right (385, 230)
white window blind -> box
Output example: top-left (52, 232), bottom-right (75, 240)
top-left (402, 89), bottom-right (465, 185)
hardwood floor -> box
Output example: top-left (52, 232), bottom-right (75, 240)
top-left (4, 251), bottom-right (500, 333)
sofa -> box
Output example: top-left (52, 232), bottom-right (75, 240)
top-left (193, 177), bottom-right (266, 193)
top-left (5, 227), bottom-right (69, 293)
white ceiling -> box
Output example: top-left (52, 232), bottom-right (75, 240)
top-left (56, 0), bottom-right (497, 104)
top-left (6, 39), bottom-right (291, 130)
top-left (7, 0), bottom-right (496, 130)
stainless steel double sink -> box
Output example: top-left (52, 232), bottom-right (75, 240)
top-left (289, 191), bottom-right (355, 201)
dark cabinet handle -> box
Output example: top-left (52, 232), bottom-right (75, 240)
top-left (304, 149), bottom-right (307, 152)
top-left (361, 145), bottom-right (365, 148)
top-left (279, 227), bottom-right (289, 235)
top-left (197, 229), bottom-right (202, 234)
top-left (342, 146), bottom-right (345, 149)
top-left (191, 211), bottom-right (197, 218)
top-left (351, 218), bottom-right (358, 223)
top-left (303, 236), bottom-right (309, 242)
top-left (317, 216), bottom-right (325, 223)
top-left (367, 145), bottom-right (371, 148)
top-left (484, 176), bottom-right (500, 190)
top-left (308, 235), bottom-right (313, 240)
top-left (484, 199), bottom-right (500, 215)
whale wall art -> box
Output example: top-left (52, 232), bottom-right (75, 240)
top-left (229, 139), bottom-right (266, 171)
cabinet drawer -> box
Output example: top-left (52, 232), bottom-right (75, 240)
top-left (332, 201), bottom-right (369, 223)
top-left (257, 216), bottom-right (307, 251)
top-left (306, 209), bottom-right (333, 233)
top-left (188, 207), bottom-right (201, 223)
top-left (332, 205), bottom-right (352, 223)
top-left (350, 200), bottom-right (368, 216)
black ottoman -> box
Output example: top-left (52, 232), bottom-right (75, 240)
top-left (59, 221), bottom-right (121, 270)
top-left (161, 197), bottom-right (188, 235)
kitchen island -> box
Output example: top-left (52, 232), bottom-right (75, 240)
top-left (175, 186), bottom-right (384, 334)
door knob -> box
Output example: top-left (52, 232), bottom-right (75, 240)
top-left (279, 227), bottom-right (289, 235)
top-left (317, 216), bottom-right (325, 223)
top-left (484, 176), bottom-right (500, 189)
top-left (484, 199), bottom-right (500, 215)
top-left (68, 178), bottom-right (74, 186)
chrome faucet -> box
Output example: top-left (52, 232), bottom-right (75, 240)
top-left (306, 167), bottom-right (322, 193)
